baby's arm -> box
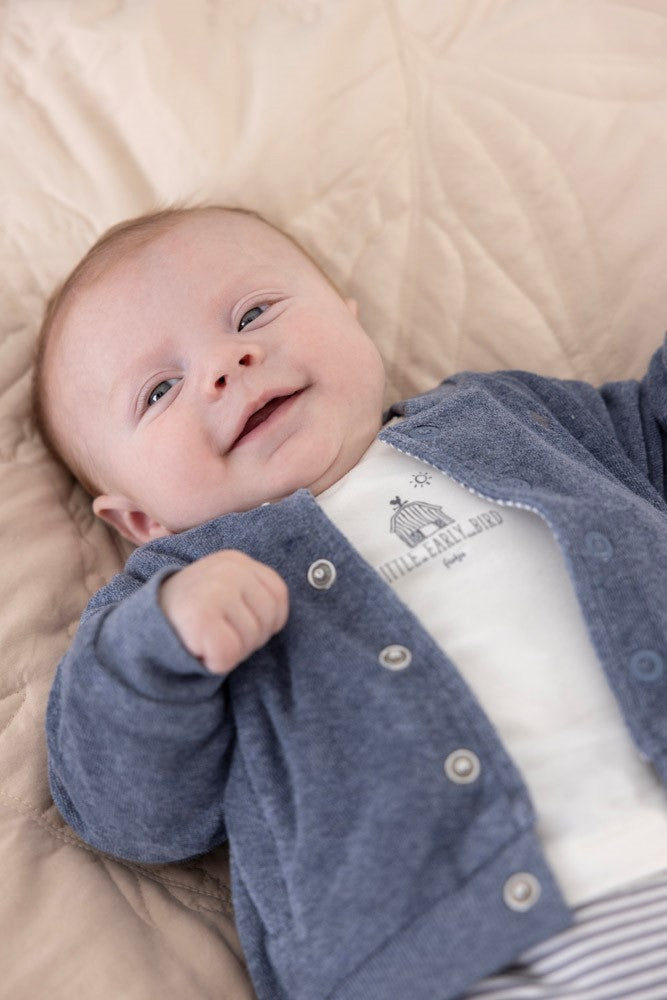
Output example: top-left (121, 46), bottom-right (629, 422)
top-left (46, 550), bottom-right (288, 864)
top-left (500, 336), bottom-right (667, 500)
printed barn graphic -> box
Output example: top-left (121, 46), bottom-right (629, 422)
top-left (389, 496), bottom-right (454, 548)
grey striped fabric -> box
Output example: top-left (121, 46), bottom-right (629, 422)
top-left (463, 872), bottom-right (667, 999)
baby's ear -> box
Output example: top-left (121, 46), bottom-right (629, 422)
top-left (92, 494), bottom-right (172, 545)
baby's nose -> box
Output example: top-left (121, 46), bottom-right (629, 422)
top-left (214, 354), bottom-right (254, 388)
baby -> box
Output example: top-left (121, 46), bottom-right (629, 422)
top-left (36, 206), bottom-right (385, 673)
top-left (38, 206), bottom-right (667, 1000)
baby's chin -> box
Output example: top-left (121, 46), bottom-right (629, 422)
top-left (163, 442), bottom-right (376, 530)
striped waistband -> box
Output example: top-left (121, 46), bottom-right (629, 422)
top-left (463, 871), bottom-right (667, 1000)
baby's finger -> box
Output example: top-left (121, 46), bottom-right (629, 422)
top-left (222, 598), bottom-right (268, 658)
top-left (239, 581), bottom-right (288, 641)
top-left (198, 617), bottom-right (249, 674)
top-left (249, 565), bottom-right (290, 632)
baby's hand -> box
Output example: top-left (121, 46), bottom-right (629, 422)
top-left (159, 551), bottom-right (289, 674)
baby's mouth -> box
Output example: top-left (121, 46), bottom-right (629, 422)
top-left (232, 391), bottom-right (301, 447)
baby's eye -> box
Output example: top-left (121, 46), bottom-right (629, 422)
top-left (238, 304), bottom-right (268, 331)
top-left (147, 378), bottom-right (180, 407)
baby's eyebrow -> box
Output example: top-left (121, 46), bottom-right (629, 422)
top-left (112, 351), bottom-right (167, 413)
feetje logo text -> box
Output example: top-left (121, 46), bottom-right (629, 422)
top-left (379, 499), bottom-right (503, 584)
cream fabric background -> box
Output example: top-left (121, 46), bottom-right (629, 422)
top-left (2, 2), bottom-right (667, 996)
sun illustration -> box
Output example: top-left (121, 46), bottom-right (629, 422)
top-left (410, 472), bottom-right (432, 488)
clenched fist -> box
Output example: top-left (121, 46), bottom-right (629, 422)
top-left (159, 550), bottom-right (289, 674)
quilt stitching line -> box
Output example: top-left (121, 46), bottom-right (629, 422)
top-left (0, 682), bottom-right (27, 734)
top-left (0, 788), bottom-right (233, 907)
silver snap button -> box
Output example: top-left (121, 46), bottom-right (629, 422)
top-left (584, 531), bottom-right (614, 561)
top-left (444, 749), bottom-right (480, 784)
top-left (629, 649), bottom-right (664, 683)
top-left (307, 559), bottom-right (336, 590)
top-left (379, 645), bottom-right (412, 670)
top-left (414, 426), bottom-right (434, 440)
top-left (503, 872), bottom-right (541, 912)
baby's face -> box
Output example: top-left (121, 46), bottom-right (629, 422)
top-left (49, 211), bottom-right (386, 543)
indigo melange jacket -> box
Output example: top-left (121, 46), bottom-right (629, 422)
top-left (46, 339), bottom-right (667, 1000)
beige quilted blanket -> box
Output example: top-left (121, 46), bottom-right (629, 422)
top-left (2, 2), bottom-right (667, 996)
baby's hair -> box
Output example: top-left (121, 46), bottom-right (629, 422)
top-left (32, 204), bottom-right (334, 498)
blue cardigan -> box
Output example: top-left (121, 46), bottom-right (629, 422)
top-left (46, 340), bottom-right (667, 1000)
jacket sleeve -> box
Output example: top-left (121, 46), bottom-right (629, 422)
top-left (506, 335), bottom-right (667, 503)
top-left (46, 562), bottom-right (232, 864)
top-left (595, 337), bottom-right (667, 500)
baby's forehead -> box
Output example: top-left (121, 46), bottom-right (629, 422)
top-left (49, 208), bottom-right (325, 370)
top-left (104, 212), bottom-right (307, 294)
top-left (51, 214), bottom-right (285, 347)
top-left (78, 208), bottom-right (299, 292)
top-left (135, 208), bottom-right (299, 263)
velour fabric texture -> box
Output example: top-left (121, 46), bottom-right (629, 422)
top-left (2, 2), bottom-right (667, 997)
top-left (46, 355), bottom-right (667, 999)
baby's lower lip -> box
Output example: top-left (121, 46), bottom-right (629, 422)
top-left (233, 390), bottom-right (302, 447)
